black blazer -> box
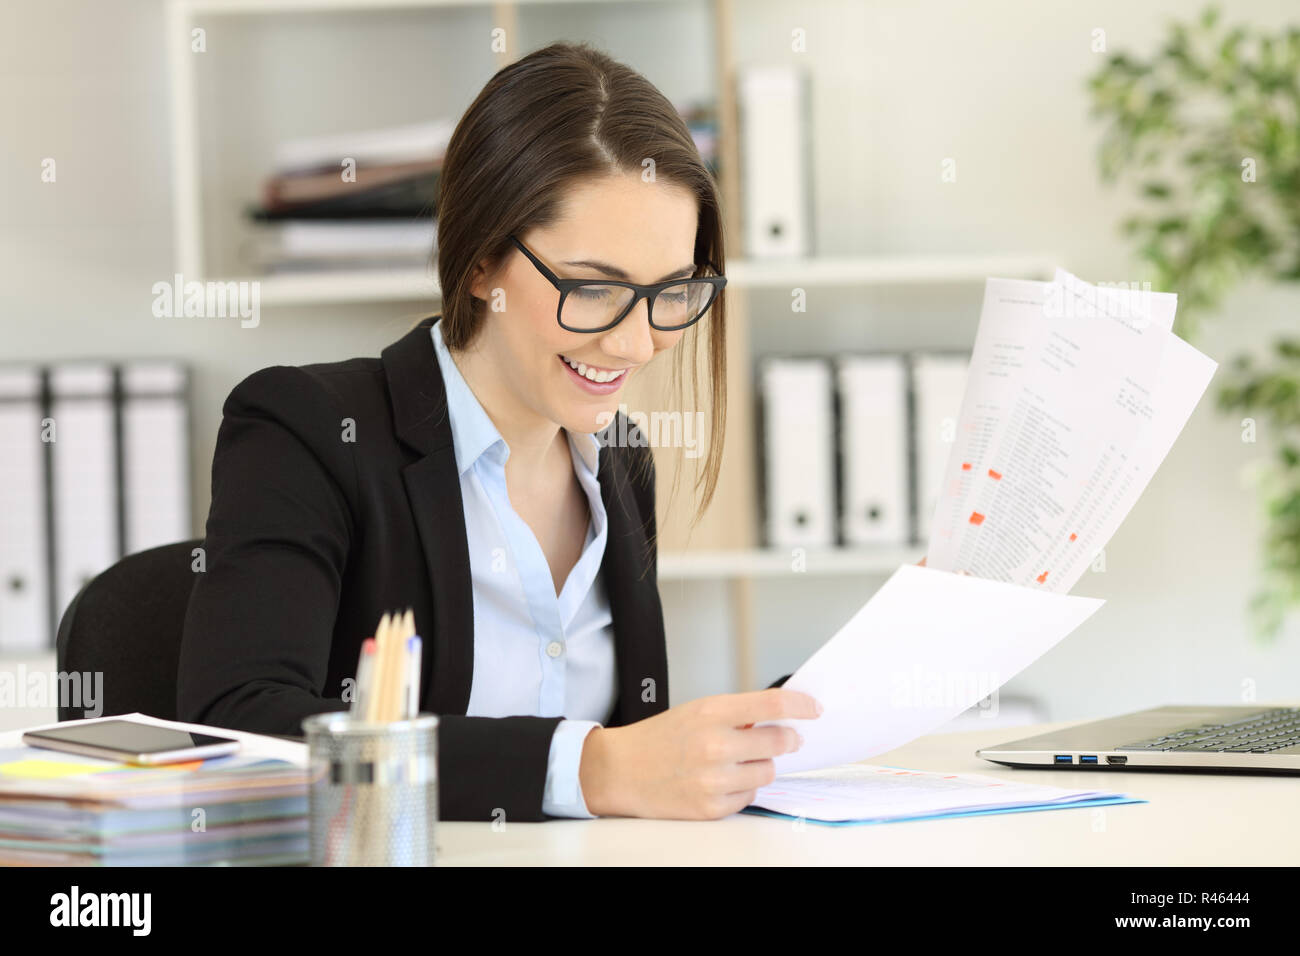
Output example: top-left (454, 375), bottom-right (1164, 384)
top-left (177, 314), bottom-right (669, 821)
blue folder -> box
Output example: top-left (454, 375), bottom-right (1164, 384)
top-left (742, 793), bottom-right (1146, 826)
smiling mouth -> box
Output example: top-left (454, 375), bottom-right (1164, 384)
top-left (558, 354), bottom-right (630, 384)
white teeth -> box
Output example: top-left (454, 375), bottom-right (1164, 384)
top-left (561, 355), bottom-right (626, 385)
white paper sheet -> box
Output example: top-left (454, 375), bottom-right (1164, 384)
top-left (1028, 327), bottom-right (1218, 593)
top-left (763, 564), bottom-right (1104, 775)
top-left (928, 274), bottom-right (1172, 581)
top-left (925, 270), bottom-right (1215, 593)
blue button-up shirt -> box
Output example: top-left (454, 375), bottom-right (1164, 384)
top-left (430, 319), bottom-right (617, 817)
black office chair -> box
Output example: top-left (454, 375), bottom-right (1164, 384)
top-left (55, 539), bottom-right (204, 722)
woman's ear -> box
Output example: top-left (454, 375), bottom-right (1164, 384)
top-left (468, 258), bottom-right (490, 302)
top-left (468, 251), bottom-right (507, 304)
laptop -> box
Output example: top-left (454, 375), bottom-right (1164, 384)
top-left (977, 705), bottom-right (1300, 772)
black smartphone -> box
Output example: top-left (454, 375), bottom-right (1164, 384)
top-left (22, 719), bottom-right (241, 765)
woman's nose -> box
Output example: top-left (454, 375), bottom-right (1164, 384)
top-left (599, 300), bottom-right (657, 366)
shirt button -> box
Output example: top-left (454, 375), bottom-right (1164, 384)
top-left (545, 641), bottom-right (564, 659)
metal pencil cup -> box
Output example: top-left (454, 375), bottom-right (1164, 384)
top-left (302, 712), bottom-right (439, 867)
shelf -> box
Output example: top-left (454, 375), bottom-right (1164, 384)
top-left (249, 268), bottom-right (438, 305)
top-left (215, 254), bottom-right (1059, 306)
top-left (180, 0), bottom-right (614, 14)
top-left (658, 546), bottom-right (924, 580)
top-left (726, 254), bottom-right (1059, 287)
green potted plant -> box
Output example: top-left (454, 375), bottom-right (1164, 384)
top-left (1089, 6), bottom-right (1300, 640)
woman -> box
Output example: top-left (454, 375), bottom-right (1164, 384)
top-left (177, 41), bottom-right (820, 822)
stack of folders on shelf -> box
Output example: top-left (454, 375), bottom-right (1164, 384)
top-left (245, 119), bottom-right (451, 274)
top-left (0, 361), bottom-right (191, 653)
top-left (0, 719), bottom-right (308, 866)
top-left (758, 351), bottom-right (968, 549)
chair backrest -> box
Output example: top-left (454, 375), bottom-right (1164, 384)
top-left (55, 539), bottom-right (203, 722)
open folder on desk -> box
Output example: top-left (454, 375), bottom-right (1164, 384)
top-left (745, 764), bottom-right (1144, 826)
top-left (750, 268), bottom-right (1214, 824)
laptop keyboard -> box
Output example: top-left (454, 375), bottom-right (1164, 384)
top-left (1116, 707), bottom-right (1300, 754)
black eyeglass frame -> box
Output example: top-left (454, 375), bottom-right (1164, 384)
top-left (508, 234), bottom-right (727, 333)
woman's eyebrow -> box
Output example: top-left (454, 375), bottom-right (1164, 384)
top-left (562, 258), bottom-right (697, 282)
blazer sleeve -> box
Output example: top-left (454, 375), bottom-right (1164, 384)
top-left (177, 366), bottom-right (573, 822)
top-left (177, 365), bottom-right (356, 735)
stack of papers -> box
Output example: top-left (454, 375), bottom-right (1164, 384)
top-left (248, 119), bottom-right (450, 274)
top-left (747, 764), bottom-right (1143, 825)
top-left (754, 269), bottom-right (1215, 822)
top-left (0, 715), bottom-right (308, 866)
top-left (270, 119), bottom-right (454, 175)
top-left (926, 268), bottom-right (1218, 589)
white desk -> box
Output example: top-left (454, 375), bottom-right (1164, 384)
top-left (437, 717), bottom-right (1300, 866)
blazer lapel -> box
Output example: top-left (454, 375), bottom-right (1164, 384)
top-left (599, 443), bottom-right (668, 727)
top-left (382, 315), bottom-right (475, 716)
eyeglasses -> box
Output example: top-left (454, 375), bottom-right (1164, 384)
top-left (508, 234), bottom-right (726, 333)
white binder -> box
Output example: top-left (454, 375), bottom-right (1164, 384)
top-left (836, 356), bottom-right (909, 546)
top-left (738, 66), bottom-right (811, 258)
top-left (910, 353), bottom-right (970, 543)
top-left (0, 367), bottom-right (51, 651)
top-left (121, 362), bottom-right (191, 554)
top-left (760, 358), bottom-right (835, 547)
top-left (49, 363), bottom-right (119, 626)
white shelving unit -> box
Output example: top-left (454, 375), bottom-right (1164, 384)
top-left (165, 0), bottom-right (1059, 692)
top-left (253, 268), bottom-right (438, 306)
top-left (224, 253), bottom-right (1062, 306)
top-left (165, 0), bottom-right (1058, 299)
top-left (658, 546), bottom-right (924, 581)
top-left (725, 254), bottom-right (1058, 289)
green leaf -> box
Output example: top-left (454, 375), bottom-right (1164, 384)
top-left (1096, 10), bottom-right (1300, 642)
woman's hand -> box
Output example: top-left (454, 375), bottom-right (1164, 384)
top-left (578, 689), bottom-right (821, 820)
top-left (917, 556), bottom-right (927, 567)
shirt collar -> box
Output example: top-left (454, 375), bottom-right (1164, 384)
top-left (430, 317), bottom-right (601, 477)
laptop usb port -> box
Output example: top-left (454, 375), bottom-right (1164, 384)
top-left (1054, 755), bottom-right (1073, 764)
top-left (1080, 755), bottom-right (1098, 764)
top-left (1106, 755), bottom-right (1127, 766)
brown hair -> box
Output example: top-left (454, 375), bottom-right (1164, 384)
top-left (433, 41), bottom-right (727, 526)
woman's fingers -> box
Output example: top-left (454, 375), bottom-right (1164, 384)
top-left (728, 724), bottom-right (802, 762)
top-left (726, 759), bottom-right (777, 793)
top-left (719, 789), bottom-right (760, 815)
top-left (717, 688), bottom-right (822, 727)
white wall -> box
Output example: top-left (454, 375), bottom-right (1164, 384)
top-left (2, 0), bottom-right (1298, 732)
